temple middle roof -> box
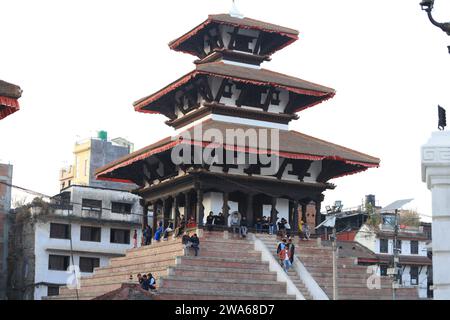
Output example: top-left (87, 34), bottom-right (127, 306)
top-left (133, 61), bottom-right (335, 115)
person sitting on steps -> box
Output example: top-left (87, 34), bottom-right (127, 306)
top-left (206, 211), bottom-right (214, 232)
top-left (182, 232), bottom-right (192, 256)
top-left (190, 233), bottom-right (200, 257)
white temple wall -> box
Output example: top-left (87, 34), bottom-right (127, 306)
top-left (303, 161), bottom-right (322, 183)
top-left (262, 198), bottom-right (289, 224)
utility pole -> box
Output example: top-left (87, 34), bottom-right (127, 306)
top-left (392, 208), bottom-right (400, 300)
top-left (332, 226), bottom-right (338, 300)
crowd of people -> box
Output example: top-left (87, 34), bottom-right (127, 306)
top-left (136, 273), bottom-right (157, 291)
top-left (276, 238), bottom-right (295, 272)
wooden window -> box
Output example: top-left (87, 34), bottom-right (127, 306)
top-left (410, 266), bottom-right (419, 285)
top-left (111, 202), bottom-right (132, 214)
top-left (47, 286), bottom-right (60, 296)
top-left (81, 199), bottom-right (102, 212)
top-left (48, 255), bottom-right (70, 271)
top-left (380, 239), bottom-right (388, 253)
top-left (79, 257), bottom-right (100, 273)
top-left (380, 265), bottom-right (388, 276)
top-left (233, 34), bottom-right (254, 53)
top-left (271, 90), bottom-right (281, 105)
top-left (223, 82), bottom-right (233, 98)
top-left (49, 223), bottom-right (71, 239)
top-left (80, 226), bottom-right (101, 242)
top-left (110, 228), bottom-right (130, 244)
top-left (410, 240), bottom-right (419, 255)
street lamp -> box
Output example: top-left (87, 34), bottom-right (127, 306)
top-left (420, 0), bottom-right (450, 53)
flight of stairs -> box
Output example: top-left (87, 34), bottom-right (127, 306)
top-left (256, 234), bottom-right (314, 300)
top-left (49, 231), bottom-right (295, 300)
top-left (288, 236), bottom-right (418, 300)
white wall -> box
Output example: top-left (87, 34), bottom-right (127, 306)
top-left (33, 220), bottom-right (141, 300)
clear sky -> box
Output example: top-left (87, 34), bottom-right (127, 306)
top-left (2, 0), bottom-right (450, 220)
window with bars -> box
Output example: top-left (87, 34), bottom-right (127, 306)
top-left (410, 266), bottom-right (419, 285)
top-left (111, 202), bottom-right (132, 214)
top-left (48, 255), bottom-right (70, 271)
top-left (411, 240), bottom-right (419, 255)
top-left (81, 199), bottom-right (102, 212)
top-left (80, 226), bottom-right (101, 242)
top-left (380, 239), bottom-right (388, 253)
top-left (47, 286), bottom-right (60, 296)
top-left (79, 257), bottom-right (100, 273)
top-left (50, 223), bottom-right (71, 239)
top-left (110, 228), bottom-right (130, 244)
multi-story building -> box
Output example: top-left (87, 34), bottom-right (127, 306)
top-left (59, 132), bottom-right (135, 191)
top-left (7, 185), bottom-right (143, 300)
top-left (355, 220), bottom-right (432, 298)
top-left (0, 164), bottom-right (13, 299)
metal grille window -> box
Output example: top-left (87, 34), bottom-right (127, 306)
top-left (79, 257), bottom-right (100, 273)
top-left (110, 228), bottom-right (130, 244)
top-left (47, 286), bottom-right (60, 296)
top-left (81, 199), bottom-right (102, 212)
top-left (48, 255), bottom-right (70, 271)
top-left (410, 266), bottom-right (419, 285)
top-left (380, 239), bottom-right (388, 253)
top-left (80, 226), bottom-right (101, 242)
top-left (111, 202), bottom-right (132, 214)
top-left (380, 265), bottom-right (388, 276)
top-left (411, 240), bottom-right (419, 255)
top-left (49, 223), bottom-right (71, 239)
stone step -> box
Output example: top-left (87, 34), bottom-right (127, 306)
top-left (160, 276), bottom-right (287, 294)
top-left (157, 288), bottom-right (296, 300)
top-left (79, 269), bottom-right (168, 287)
top-left (109, 249), bottom-right (184, 268)
top-left (60, 282), bottom-right (122, 297)
top-left (168, 266), bottom-right (277, 282)
top-left (94, 257), bottom-right (177, 276)
top-left (177, 256), bottom-right (269, 271)
top-left (198, 248), bottom-right (261, 259)
top-left (120, 242), bottom-right (184, 259)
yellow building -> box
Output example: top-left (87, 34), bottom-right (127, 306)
top-left (60, 132), bottom-right (134, 190)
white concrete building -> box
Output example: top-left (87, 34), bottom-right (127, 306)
top-left (355, 222), bottom-right (432, 299)
top-left (8, 185), bottom-right (144, 300)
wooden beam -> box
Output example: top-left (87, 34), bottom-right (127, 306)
top-left (253, 32), bottom-right (263, 55)
top-left (263, 87), bottom-right (274, 112)
top-left (235, 85), bottom-right (248, 107)
top-left (228, 27), bottom-right (239, 50)
top-left (292, 160), bottom-right (313, 181)
top-left (276, 158), bottom-right (289, 180)
top-left (215, 78), bottom-right (228, 102)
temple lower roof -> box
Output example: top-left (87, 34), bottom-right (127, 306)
top-left (0, 80), bottom-right (22, 120)
top-left (95, 119), bottom-right (379, 182)
top-left (134, 61), bottom-right (335, 114)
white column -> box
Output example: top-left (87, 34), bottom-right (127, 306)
top-left (422, 131), bottom-right (450, 300)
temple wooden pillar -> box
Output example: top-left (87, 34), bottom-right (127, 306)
top-left (222, 192), bottom-right (230, 226)
top-left (301, 203), bottom-right (307, 223)
top-left (184, 191), bottom-right (191, 225)
top-left (315, 198), bottom-right (323, 230)
top-left (246, 193), bottom-right (254, 227)
top-left (162, 197), bottom-right (169, 228)
top-left (292, 200), bottom-right (299, 236)
top-left (196, 189), bottom-right (204, 226)
top-left (140, 199), bottom-right (148, 230)
top-left (151, 201), bottom-right (158, 233)
top-left (271, 197), bottom-right (278, 226)
top-left (173, 194), bottom-right (179, 227)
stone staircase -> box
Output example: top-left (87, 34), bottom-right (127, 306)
top-left (258, 235), bottom-right (419, 300)
top-left (48, 231), bottom-right (295, 300)
top-left (256, 234), bottom-right (314, 300)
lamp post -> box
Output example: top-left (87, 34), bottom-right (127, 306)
top-left (420, 0), bottom-right (450, 53)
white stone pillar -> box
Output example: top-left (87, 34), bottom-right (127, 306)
top-left (422, 131), bottom-right (450, 300)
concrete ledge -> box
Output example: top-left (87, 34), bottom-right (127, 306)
top-left (292, 256), bottom-right (329, 300)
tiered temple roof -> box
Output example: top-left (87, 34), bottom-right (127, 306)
top-left (0, 80), bottom-right (22, 120)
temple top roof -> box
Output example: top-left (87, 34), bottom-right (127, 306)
top-left (0, 80), bottom-right (22, 99)
top-left (168, 14), bottom-right (299, 59)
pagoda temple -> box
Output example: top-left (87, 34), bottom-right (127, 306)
top-left (95, 13), bottom-right (380, 234)
top-left (0, 80), bottom-right (21, 120)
